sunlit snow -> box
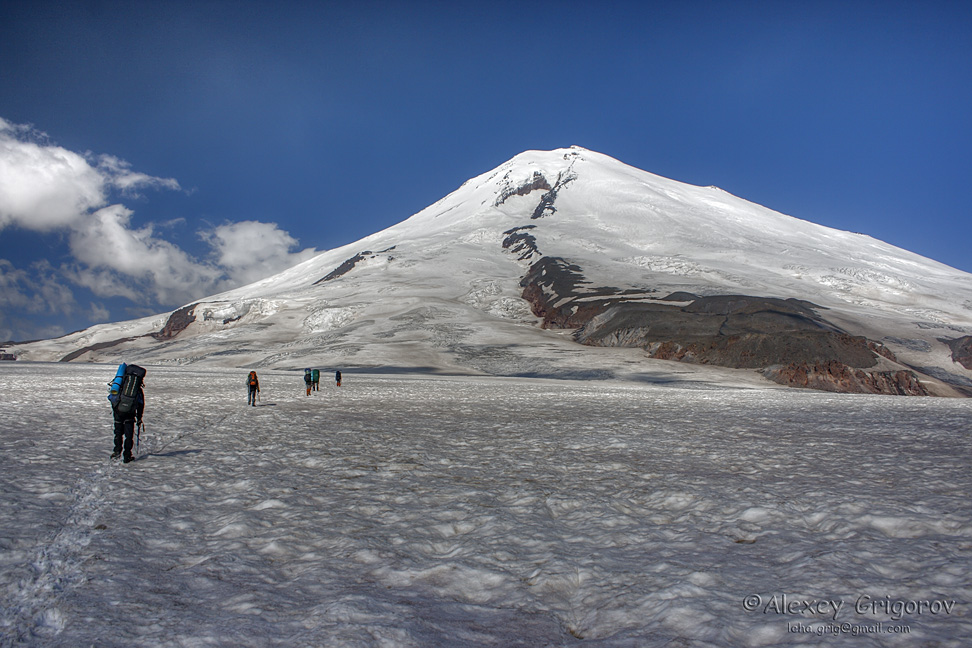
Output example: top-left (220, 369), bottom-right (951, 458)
top-left (2, 363), bottom-right (970, 646)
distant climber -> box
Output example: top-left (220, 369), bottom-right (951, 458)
top-left (335, 370), bottom-right (342, 387)
top-left (312, 368), bottom-right (320, 391)
top-left (304, 368), bottom-right (313, 396)
top-left (246, 371), bottom-right (260, 406)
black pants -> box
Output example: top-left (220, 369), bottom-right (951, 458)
top-left (113, 416), bottom-right (136, 459)
top-left (248, 387), bottom-right (258, 405)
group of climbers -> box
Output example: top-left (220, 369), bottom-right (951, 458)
top-left (252, 368), bottom-right (343, 401)
top-left (107, 365), bottom-right (343, 462)
top-left (303, 368), bottom-right (342, 395)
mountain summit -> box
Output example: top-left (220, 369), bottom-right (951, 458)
top-left (9, 147), bottom-right (972, 395)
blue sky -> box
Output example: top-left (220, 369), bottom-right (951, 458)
top-left (2, 0), bottom-right (970, 342)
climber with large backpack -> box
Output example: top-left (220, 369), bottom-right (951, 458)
top-left (304, 368), bottom-right (313, 396)
top-left (311, 368), bottom-right (320, 391)
top-left (107, 363), bottom-right (146, 463)
top-left (246, 371), bottom-right (260, 406)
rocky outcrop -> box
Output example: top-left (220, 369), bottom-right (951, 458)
top-left (315, 246), bottom-right (397, 284)
top-left (661, 291), bottom-right (701, 302)
top-left (763, 362), bottom-right (929, 396)
top-left (502, 226), bottom-right (541, 261)
top-left (494, 171), bottom-right (552, 206)
top-left (512, 252), bottom-right (932, 395)
top-left (153, 303), bottom-right (198, 340)
top-left (868, 340), bottom-right (898, 362)
top-left (519, 256), bottom-right (625, 328)
top-left (60, 302), bottom-right (200, 361)
top-left (637, 331), bottom-right (878, 369)
top-left (316, 252), bottom-right (369, 284)
top-left (493, 157), bottom-right (579, 221)
top-left (531, 169), bottom-right (577, 220)
top-left (943, 335), bottom-right (972, 370)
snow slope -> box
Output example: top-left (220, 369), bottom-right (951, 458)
top-left (7, 148), bottom-right (972, 392)
top-left (1, 363), bottom-right (970, 646)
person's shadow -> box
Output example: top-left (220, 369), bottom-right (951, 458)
top-left (138, 449), bottom-right (203, 461)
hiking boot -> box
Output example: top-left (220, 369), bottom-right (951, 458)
top-left (110, 451), bottom-right (121, 460)
top-left (123, 455), bottom-right (133, 463)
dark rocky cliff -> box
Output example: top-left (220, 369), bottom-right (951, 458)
top-left (515, 255), bottom-right (929, 395)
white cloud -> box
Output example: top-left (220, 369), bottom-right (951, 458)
top-left (202, 220), bottom-right (319, 286)
top-left (60, 209), bottom-right (319, 308)
top-left (96, 154), bottom-right (181, 195)
top-left (0, 119), bottom-right (106, 231)
top-left (0, 116), bottom-right (319, 328)
top-left (0, 120), bottom-right (184, 234)
top-left (67, 205), bottom-right (222, 305)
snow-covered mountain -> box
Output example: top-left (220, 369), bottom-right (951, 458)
top-left (8, 147), bottom-right (972, 395)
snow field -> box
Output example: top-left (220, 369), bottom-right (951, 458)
top-left (1, 363), bottom-right (971, 647)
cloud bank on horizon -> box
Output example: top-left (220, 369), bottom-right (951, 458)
top-left (0, 117), bottom-right (317, 341)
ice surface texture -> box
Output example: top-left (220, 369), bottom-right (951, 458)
top-left (1, 363), bottom-right (970, 646)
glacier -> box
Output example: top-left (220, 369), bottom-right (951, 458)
top-left (1, 363), bottom-right (970, 646)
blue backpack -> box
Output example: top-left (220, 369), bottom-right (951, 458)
top-left (109, 364), bottom-right (146, 414)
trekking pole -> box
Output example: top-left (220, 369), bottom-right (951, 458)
top-left (136, 421), bottom-right (142, 455)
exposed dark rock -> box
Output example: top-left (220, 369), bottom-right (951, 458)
top-left (494, 171), bottom-right (552, 206)
top-left (639, 331), bottom-right (879, 369)
top-left (763, 362), bottom-right (929, 396)
top-left (0, 353), bottom-right (17, 361)
top-left (942, 335), bottom-right (972, 370)
top-left (57, 311), bottom-right (200, 360)
top-left (511, 251), bottom-right (936, 395)
top-left (867, 340), bottom-right (898, 362)
top-left (661, 291), bottom-right (700, 302)
top-left (153, 303), bottom-right (198, 340)
top-left (531, 190), bottom-right (559, 219)
top-left (315, 246), bottom-right (397, 284)
top-left (575, 296), bottom-right (879, 367)
top-left (316, 252), bottom-right (369, 284)
top-left (530, 169), bottom-right (578, 219)
top-left (502, 226), bottom-right (541, 261)
top-left (521, 257), bottom-right (590, 302)
top-left (493, 162), bottom-right (578, 218)
top-left (683, 295), bottom-right (830, 321)
top-left (518, 257), bottom-right (622, 328)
